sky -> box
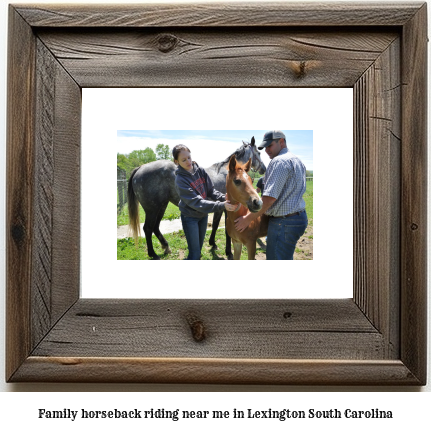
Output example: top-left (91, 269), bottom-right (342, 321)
top-left (117, 130), bottom-right (313, 171)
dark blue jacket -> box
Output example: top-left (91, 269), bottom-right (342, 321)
top-left (175, 162), bottom-right (225, 218)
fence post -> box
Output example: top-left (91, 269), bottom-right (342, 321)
top-left (117, 166), bottom-right (127, 213)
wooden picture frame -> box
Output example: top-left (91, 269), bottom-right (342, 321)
top-left (6, 2), bottom-right (427, 385)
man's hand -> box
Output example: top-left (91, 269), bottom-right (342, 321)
top-left (234, 195), bottom-right (276, 232)
top-left (234, 212), bottom-right (256, 232)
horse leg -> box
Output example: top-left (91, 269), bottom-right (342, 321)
top-left (153, 202), bottom-right (171, 255)
top-left (232, 240), bottom-right (243, 260)
top-left (224, 213), bottom-right (233, 260)
top-left (209, 210), bottom-right (222, 250)
top-left (143, 211), bottom-right (161, 260)
top-left (246, 240), bottom-right (257, 260)
top-left (210, 210), bottom-right (233, 259)
top-left (142, 222), bottom-right (159, 259)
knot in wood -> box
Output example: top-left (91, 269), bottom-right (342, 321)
top-left (11, 222), bottom-right (26, 246)
top-left (288, 60), bottom-right (321, 79)
top-left (186, 314), bottom-right (206, 342)
top-left (411, 223), bottom-right (419, 231)
top-left (157, 34), bottom-right (179, 53)
top-left (292, 61), bottom-right (307, 79)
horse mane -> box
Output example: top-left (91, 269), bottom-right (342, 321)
top-left (213, 142), bottom-right (249, 174)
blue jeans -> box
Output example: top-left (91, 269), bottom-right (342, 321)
top-left (181, 214), bottom-right (208, 260)
top-left (266, 211), bottom-right (308, 260)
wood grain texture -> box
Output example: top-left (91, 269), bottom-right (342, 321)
top-left (6, 7), bottom-right (36, 381)
top-left (14, 2), bottom-right (424, 27)
top-left (7, 6), bottom-right (81, 381)
top-left (353, 38), bottom-right (401, 358)
top-left (6, 2), bottom-right (427, 385)
top-left (37, 29), bottom-right (398, 88)
top-left (400, 3), bottom-right (428, 385)
top-left (12, 358), bottom-right (420, 385)
top-left (32, 38), bottom-right (81, 350)
top-left (32, 299), bottom-right (383, 359)
top-left (32, 40), bottom-right (56, 347)
top-left (50, 53), bottom-right (81, 325)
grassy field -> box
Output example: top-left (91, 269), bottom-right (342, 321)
top-left (117, 180), bottom-right (313, 260)
top-left (117, 200), bottom-right (180, 226)
top-left (303, 179), bottom-right (313, 220)
top-left (117, 229), bottom-right (269, 260)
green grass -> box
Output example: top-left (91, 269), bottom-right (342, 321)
top-left (117, 229), bottom-right (265, 261)
top-left (117, 201), bottom-right (180, 227)
top-left (164, 203), bottom-right (181, 220)
top-left (303, 180), bottom-right (313, 222)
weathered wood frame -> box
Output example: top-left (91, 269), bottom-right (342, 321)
top-left (6, 2), bottom-right (427, 385)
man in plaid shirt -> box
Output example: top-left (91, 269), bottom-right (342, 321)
top-left (235, 130), bottom-right (308, 260)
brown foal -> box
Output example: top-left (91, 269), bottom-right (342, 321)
top-left (225, 155), bottom-right (269, 260)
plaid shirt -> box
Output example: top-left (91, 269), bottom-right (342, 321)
top-left (263, 148), bottom-right (306, 216)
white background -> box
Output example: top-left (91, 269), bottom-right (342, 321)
top-left (81, 87), bottom-right (353, 299)
top-left (0, 0), bottom-right (429, 419)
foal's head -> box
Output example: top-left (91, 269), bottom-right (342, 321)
top-left (226, 155), bottom-right (263, 213)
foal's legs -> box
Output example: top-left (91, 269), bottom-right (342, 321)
top-left (232, 240), bottom-right (243, 260)
top-left (246, 240), bottom-right (257, 260)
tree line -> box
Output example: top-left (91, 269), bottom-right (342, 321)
top-left (118, 143), bottom-right (313, 180)
top-left (117, 144), bottom-right (172, 177)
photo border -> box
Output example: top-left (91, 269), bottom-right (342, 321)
top-left (6, 2), bottom-right (427, 385)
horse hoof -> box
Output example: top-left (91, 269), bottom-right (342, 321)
top-left (227, 254), bottom-right (233, 260)
top-left (151, 255), bottom-right (161, 260)
top-left (211, 244), bottom-right (218, 251)
top-left (164, 246), bottom-right (172, 255)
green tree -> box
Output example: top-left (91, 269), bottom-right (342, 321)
top-left (117, 153), bottom-right (129, 172)
top-left (128, 148), bottom-right (156, 168)
top-left (156, 143), bottom-right (172, 160)
top-left (117, 148), bottom-right (158, 177)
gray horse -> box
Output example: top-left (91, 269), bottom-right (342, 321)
top-left (128, 137), bottom-right (266, 259)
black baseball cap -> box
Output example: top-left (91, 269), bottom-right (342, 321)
top-left (258, 130), bottom-right (286, 150)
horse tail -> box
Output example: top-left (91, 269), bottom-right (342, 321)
top-left (128, 167), bottom-right (141, 246)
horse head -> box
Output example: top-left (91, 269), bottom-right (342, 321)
top-left (242, 136), bottom-right (266, 175)
top-left (226, 154), bottom-right (263, 213)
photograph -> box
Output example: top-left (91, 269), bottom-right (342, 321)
top-left (116, 130), bottom-right (313, 261)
